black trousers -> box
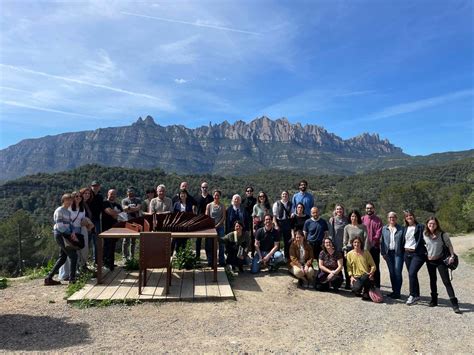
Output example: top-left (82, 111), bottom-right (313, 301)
top-left (370, 246), bottom-right (381, 288)
top-left (426, 259), bottom-right (456, 298)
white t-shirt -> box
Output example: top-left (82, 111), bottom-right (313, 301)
top-left (404, 226), bottom-right (416, 249)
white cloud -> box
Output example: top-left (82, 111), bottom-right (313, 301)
top-left (174, 78), bottom-right (187, 84)
top-left (362, 89), bottom-right (474, 122)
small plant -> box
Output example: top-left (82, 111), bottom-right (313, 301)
top-left (172, 240), bottom-right (196, 270)
top-left (124, 258), bottom-right (139, 271)
top-left (64, 270), bottom-right (93, 299)
top-left (0, 278), bottom-right (7, 289)
top-left (462, 248), bottom-right (474, 266)
top-left (24, 259), bottom-right (55, 280)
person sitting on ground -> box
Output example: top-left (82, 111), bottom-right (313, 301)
top-left (315, 237), bottom-right (344, 292)
top-left (346, 236), bottom-right (376, 301)
top-left (251, 214), bottom-right (284, 274)
top-left (45, 193), bottom-right (78, 285)
top-left (288, 230), bottom-right (315, 287)
top-left (221, 220), bottom-right (251, 273)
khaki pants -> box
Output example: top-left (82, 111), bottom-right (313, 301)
top-left (290, 265), bottom-right (315, 281)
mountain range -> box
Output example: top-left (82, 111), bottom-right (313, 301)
top-left (0, 116), bottom-right (472, 181)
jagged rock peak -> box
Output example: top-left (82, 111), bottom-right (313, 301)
top-left (133, 116), bottom-right (157, 127)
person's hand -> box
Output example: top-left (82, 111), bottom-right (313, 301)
top-left (327, 272), bottom-right (335, 281)
top-left (448, 256), bottom-right (455, 265)
top-left (263, 255), bottom-right (270, 264)
top-left (350, 276), bottom-right (356, 286)
top-left (71, 233), bottom-right (78, 242)
top-left (369, 272), bottom-right (375, 280)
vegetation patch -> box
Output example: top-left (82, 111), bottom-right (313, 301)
top-left (124, 258), bottom-right (139, 271)
top-left (65, 270), bottom-right (94, 299)
top-left (172, 239), bottom-right (196, 270)
top-left (0, 278), bottom-right (7, 289)
top-left (462, 248), bottom-right (474, 266)
top-left (72, 298), bottom-right (143, 309)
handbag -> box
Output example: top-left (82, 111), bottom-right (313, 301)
top-left (441, 233), bottom-right (458, 271)
top-left (63, 233), bottom-right (85, 251)
top-left (369, 287), bottom-right (383, 303)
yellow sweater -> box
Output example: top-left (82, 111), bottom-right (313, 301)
top-left (346, 250), bottom-right (376, 278)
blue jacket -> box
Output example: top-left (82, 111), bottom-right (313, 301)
top-left (401, 223), bottom-right (426, 256)
top-left (381, 224), bottom-right (405, 256)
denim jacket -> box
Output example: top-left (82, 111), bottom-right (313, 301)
top-left (381, 224), bottom-right (405, 256)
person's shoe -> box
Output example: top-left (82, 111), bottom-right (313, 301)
top-left (362, 292), bottom-right (370, 301)
top-left (298, 279), bottom-right (304, 288)
top-left (69, 279), bottom-right (77, 285)
top-left (406, 295), bottom-right (420, 305)
top-left (429, 293), bottom-right (438, 307)
top-left (389, 293), bottom-right (401, 299)
top-left (344, 283), bottom-right (351, 290)
top-left (450, 297), bottom-right (461, 314)
top-left (238, 266), bottom-right (244, 273)
top-left (44, 278), bottom-right (61, 286)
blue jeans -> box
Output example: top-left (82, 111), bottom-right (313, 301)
top-left (405, 252), bottom-right (425, 297)
top-left (251, 250), bottom-right (284, 274)
top-left (384, 250), bottom-right (404, 296)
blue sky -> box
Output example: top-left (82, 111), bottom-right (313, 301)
top-left (0, 0), bottom-right (472, 155)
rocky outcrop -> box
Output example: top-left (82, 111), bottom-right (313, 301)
top-left (0, 116), bottom-right (406, 180)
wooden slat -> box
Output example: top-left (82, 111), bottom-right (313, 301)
top-left (124, 271), bottom-right (140, 299)
top-left (193, 269), bottom-right (207, 299)
top-left (204, 269), bottom-right (220, 298)
top-left (153, 268), bottom-right (167, 299)
top-left (112, 270), bottom-right (138, 300)
top-left (180, 270), bottom-right (194, 300)
top-left (139, 268), bottom-right (161, 300)
top-left (96, 268), bottom-right (128, 300)
top-left (216, 268), bottom-right (234, 299)
top-left (78, 268), bottom-right (121, 300)
top-left (166, 271), bottom-right (183, 300)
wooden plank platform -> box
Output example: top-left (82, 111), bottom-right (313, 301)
top-left (67, 267), bottom-right (235, 303)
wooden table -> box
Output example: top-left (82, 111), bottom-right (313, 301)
top-left (97, 227), bottom-right (218, 284)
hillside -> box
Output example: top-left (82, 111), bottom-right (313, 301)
top-left (0, 116), bottom-right (410, 180)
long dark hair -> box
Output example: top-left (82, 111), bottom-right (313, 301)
top-left (257, 191), bottom-right (271, 210)
top-left (348, 209), bottom-right (362, 224)
top-left (71, 191), bottom-right (84, 212)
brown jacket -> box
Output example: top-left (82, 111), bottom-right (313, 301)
top-left (289, 242), bottom-right (314, 267)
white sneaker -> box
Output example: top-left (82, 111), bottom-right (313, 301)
top-left (406, 295), bottom-right (420, 305)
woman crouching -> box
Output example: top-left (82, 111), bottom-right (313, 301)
top-left (315, 237), bottom-right (344, 291)
top-left (288, 230), bottom-right (315, 287)
top-left (346, 236), bottom-right (376, 300)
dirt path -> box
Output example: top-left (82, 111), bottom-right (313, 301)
top-left (1, 234), bottom-right (474, 353)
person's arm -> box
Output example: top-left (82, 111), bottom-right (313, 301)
top-left (343, 226), bottom-right (349, 252)
top-left (254, 239), bottom-right (262, 260)
top-left (216, 205), bottom-right (226, 228)
top-left (318, 256), bottom-right (333, 274)
top-left (380, 227), bottom-right (387, 257)
top-left (335, 257), bottom-right (343, 274)
top-left (205, 203), bottom-right (210, 216)
top-left (443, 233), bottom-right (456, 259)
top-left (272, 202), bottom-right (279, 230)
top-left (263, 241), bottom-right (279, 263)
top-left (366, 251), bottom-right (376, 279)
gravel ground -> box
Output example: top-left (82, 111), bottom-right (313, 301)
top-left (1, 234), bottom-right (473, 353)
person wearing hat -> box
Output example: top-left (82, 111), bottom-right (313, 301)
top-left (89, 180), bottom-right (104, 264)
top-left (121, 187), bottom-right (142, 262)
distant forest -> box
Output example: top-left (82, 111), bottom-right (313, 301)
top-left (0, 159), bottom-right (473, 276)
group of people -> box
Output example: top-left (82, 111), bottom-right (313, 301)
top-left (44, 179), bottom-right (461, 313)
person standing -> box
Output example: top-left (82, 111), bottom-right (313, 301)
top-left (89, 180), bottom-right (103, 263)
top-left (402, 210), bottom-right (426, 306)
top-left (102, 189), bottom-right (123, 271)
top-left (291, 179), bottom-right (314, 215)
top-left (242, 186), bottom-right (257, 254)
top-left (361, 202), bottom-right (383, 289)
top-left (172, 181), bottom-right (197, 209)
top-left (195, 181), bottom-right (214, 260)
top-left (423, 217), bottom-right (461, 313)
top-left (142, 188), bottom-right (156, 214)
top-left (44, 193), bottom-right (78, 285)
top-left (303, 207), bottom-right (329, 261)
top-left (343, 209), bottom-right (368, 289)
top-left (149, 184), bottom-right (172, 214)
top-left (121, 187), bottom-right (142, 262)
top-left (328, 204), bottom-right (349, 253)
top-left (381, 212), bottom-right (404, 299)
top-left (226, 194), bottom-right (247, 234)
top-left (251, 214), bottom-right (284, 274)
top-left (273, 191), bottom-right (293, 262)
top-left (206, 190), bottom-right (226, 266)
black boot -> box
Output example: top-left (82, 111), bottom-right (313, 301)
top-left (450, 297), bottom-right (461, 314)
top-left (429, 293), bottom-right (438, 307)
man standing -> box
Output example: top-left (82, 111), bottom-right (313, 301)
top-left (361, 202), bottom-right (383, 289)
top-left (273, 191), bottom-right (293, 262)
top-left (89, 180), bottom-right (104, 264)
top-left (242, 186), bottom-right (257, 232)
top-left (226, 194), bottom-right (247, 234)
top-left (195, 181), bottom-right (213, 260)
top-left (172, 181), bottom-right (197, 209)
top-left (149, 184), bottom-right (172, 213)
top-left (102, 189), bottom-right (123, 271)
top-left (142, 188), bottom-right (156, 213)
top-left (291, 179), bottom-right (314, 215)
top-left (303, 207), bottom-right (329, 260)
top-left (121, 187), bottom-right (142, 262)
top-left (251, 214), bottom-right (284, 274)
